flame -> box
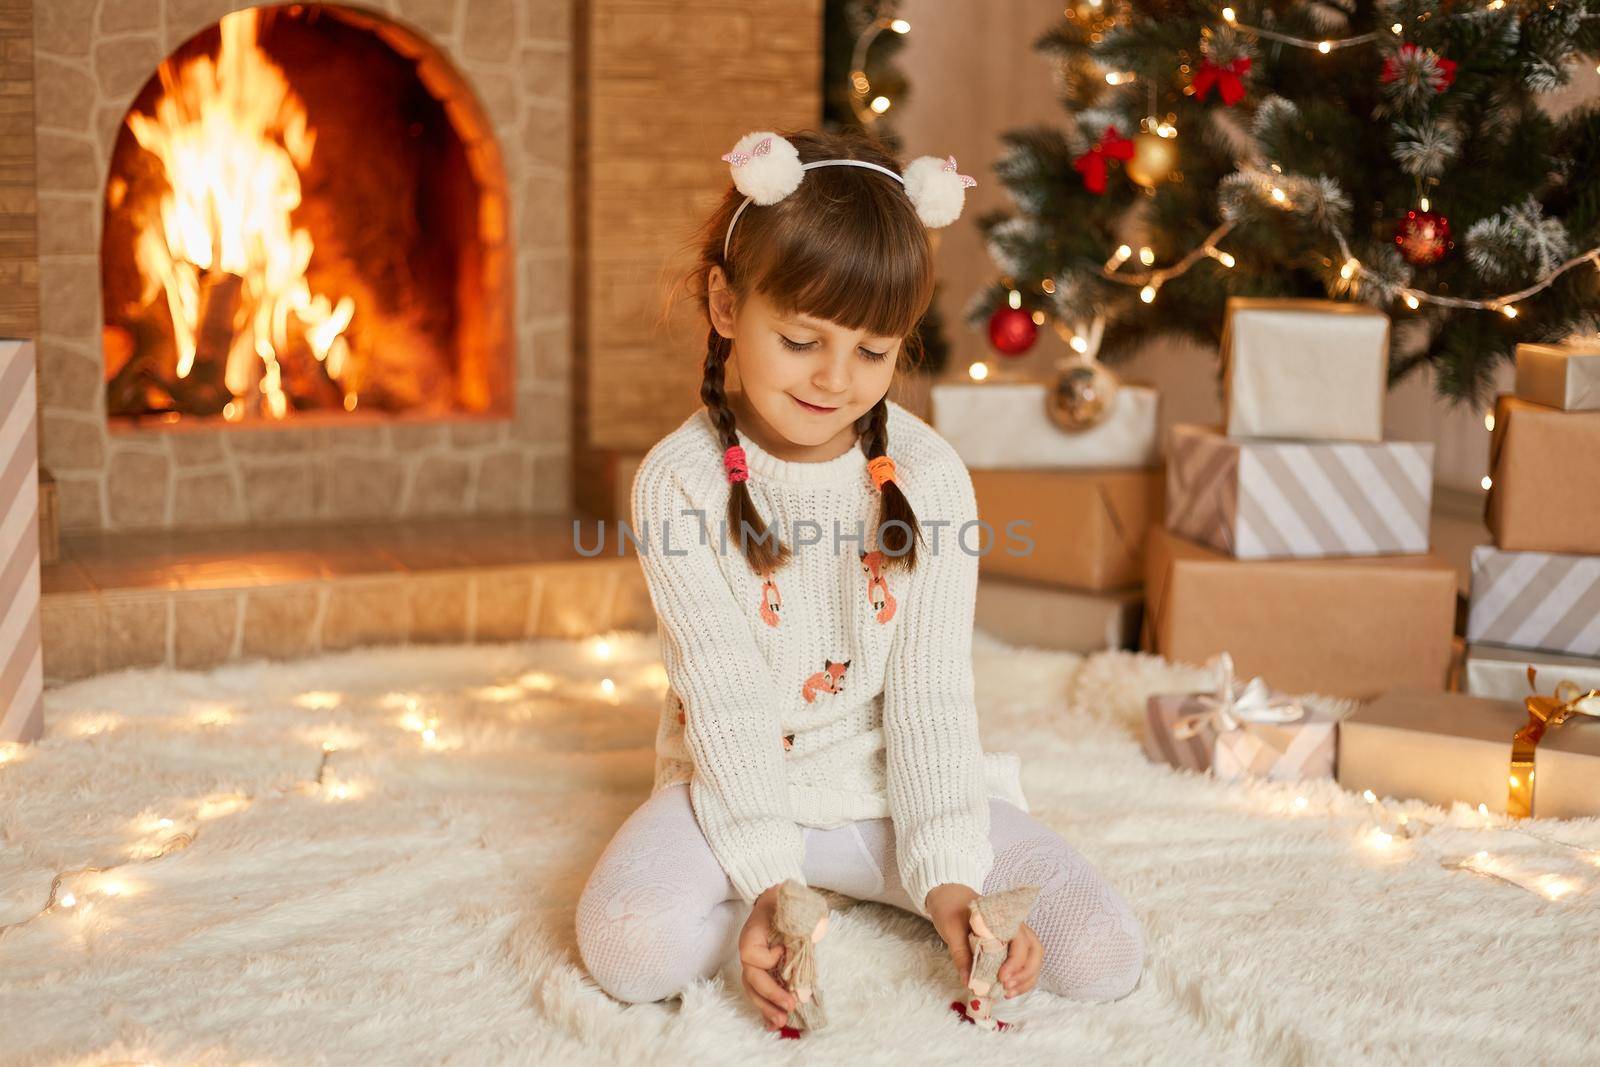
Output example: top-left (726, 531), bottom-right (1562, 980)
top-left (126, 9), bottom-right (355, 419)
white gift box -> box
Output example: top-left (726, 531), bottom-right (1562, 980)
top-left (1515, 342), bottom-right (1600, 411)
top-left (1, 339), bottom-right (44, 745)
top-left (1222, 298), bottom-right (1389, 442)
top-left (1464, 643), bottom-right (1600, 701)
top-left (930, 381), bottom-right (1159, 469)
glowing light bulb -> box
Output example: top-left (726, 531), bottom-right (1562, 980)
top-left (1318, 40), bottom-right (1332, 53)
top-left (1215, 250), bottom-right (1236, 268)
top-left (870, 96), bottom-right (891, 114)
top-left (1478, 803), bottom-right (1490, 816)
top-left (1070, 334), bottom-right (1089, 353)
top-left (1221, 6), bottom-right (1236, 21)
top-left (1008, 289), bottom-right (1022, 309)
top-left (1138, 246), bottom-right (1155, 266)
top-left (60, 892), bottom-right (77, 908)
top-left (1419, 196), bottom-right (1431, 211)
top-left (1363, 790), bottom-right (1377, 803)
top-left (1391, 21), bottom-right (1403, 32)
top-left (1370, 829), bottom-right (1393, 848)
top-left (1294, 796), bottom-right (1308, 810)
top-left (600, 678), bottom-right (616, 696)
top-left (1481, 475), bottom-right (1493, 491)
top-left (1484, 412), bottom-right (1495, 431)
top-left (1140, 284), bottom-right (1158, 303)
top-left (1108, 244), bottom-right (1133, 269)
top-left (890, 18), bottom-right (911, 33)
top-left (968, 361), bottom-right (989, 382)
top-left (1501, 304), bottom-right (1518, 319)
top-left (1030, 310), bottom-right (1046, 325)
top-left (1270, 186), bottom-right (1287, 203)
top-left (1105, 71), bottom-right (1130, 85)
top-left (1340, 257), bottom-right (1360, 280)
top-left (1403, 293), bottom-right (1420, 310)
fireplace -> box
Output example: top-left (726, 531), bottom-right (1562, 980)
top-left (31, 0), bottom-right (572, 533)
top-left (101, 5), bottom-right (511, 428)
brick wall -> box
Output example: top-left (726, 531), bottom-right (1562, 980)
top-left (0, 0), bottom-right (36, 338)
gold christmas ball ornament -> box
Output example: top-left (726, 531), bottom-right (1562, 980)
top-left (1126, 132), bottom-right (1177, 189)
top-left (1046, 356), bottom-right (1120, 433)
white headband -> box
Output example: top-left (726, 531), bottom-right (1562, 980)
top-left (719, 130), bottom-right (976, 263)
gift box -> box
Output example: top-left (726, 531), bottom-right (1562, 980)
top-left (1165, 424), bottom-right (1432, 559)
top-left (1143, 653), bottom-right (1339, 781)
top-left (1338, 685), bottom-right (1600, 819)
top-left (972, 467), bottom-right (1162, 592)
top-left (1143, 527), bottom-right (1456, 699)
top-left (975, 575), bottom-right (1141, 653)
top-left (1221, 298), bottom-right (1389, 443)
top-left (1465, 544), bottom-right (1600, 658)
top-left (1515, 342), bottom-right (1600, 411)
top-left (930, 381), bottom-right (1160, 469)
top-left (1, 340), bottom-right (44, 745)
top-left (1464, 643), bottom-right (1600, 702)
top-left (1484, 394), bottom-right (1600, 555)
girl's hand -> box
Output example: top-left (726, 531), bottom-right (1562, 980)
top-left (738, 883), bottom-right (798, 1030)
top-left (925, 882), bottom-right (1043, 998)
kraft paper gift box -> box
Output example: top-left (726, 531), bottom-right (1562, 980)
top-left (1143, 653), bottom-right (1339, 782)
top-left (1515, 342), bottom-right (1600, 411)
top-left (1142, 527), bottom-right (1456, 699)
top-left (1465, 643), bottom-right (1600, 702)
top-left (1, 340), bottom-right (44, 745)
top-left (1221, 298), bottom-right (1390, 443)
top-left (1338, 685), bottom-right (1600, 819)
top-left (975, 575), bottom-right (1142, 653)
top-left (1483, 394), bottom-right (1600, 555)
top-left (1465, 544), bottom-right (1600, 658)
top-left (931, 381), bottom-right (1160, 469)
top-left (1165, 424), bottom-right (1433, 559)
top-left (971, 467), bottom-right (1162, 592)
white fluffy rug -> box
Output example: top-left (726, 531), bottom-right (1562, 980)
top-left (2, 630), bottom-right (1597, 1066)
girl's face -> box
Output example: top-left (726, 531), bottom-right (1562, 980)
top-left (708, 265), bottom-right (901, 457)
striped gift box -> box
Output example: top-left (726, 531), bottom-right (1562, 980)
top-left (1466, 545), bottom-right (1600, 658)
top-left (1, 340), bottom-right (43, 745)
top-left (1165, 424), bottom-right (1434, 559)
top-left (1143, 690), bottom-right (1338, 782)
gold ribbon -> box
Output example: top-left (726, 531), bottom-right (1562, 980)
top-left (1508, 665), bottom-right (1600, 819)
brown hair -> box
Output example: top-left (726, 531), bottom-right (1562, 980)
top-left (676, 127), bottom-right (937, 577)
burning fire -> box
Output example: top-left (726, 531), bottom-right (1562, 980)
top-left (124, 8), bottom-right (357, 419)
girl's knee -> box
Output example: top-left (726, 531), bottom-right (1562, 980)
top-left (575, 874), bottom-right (738, 1004)
top-left (989, 829), bottom-right (1144, 1003)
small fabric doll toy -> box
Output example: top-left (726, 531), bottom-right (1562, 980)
top-left (768, 879), bottom-right (831, 1035)
top-left (951, 884), bottom-right (1042, 1031)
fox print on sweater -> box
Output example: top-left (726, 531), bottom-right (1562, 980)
top-left (629, 399), bottom-right (1027, 917)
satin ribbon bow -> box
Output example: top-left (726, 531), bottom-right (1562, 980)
top-left (721, 136), bottom-right (772, 167)
top-left (1509, 667), bottom-right (1600, 818)
top-left (943, 154), bottom-right (978, 189)
top-left (1072, 126), bottom-right (1134, 195)
top-left (1172, 652), bottom-right (1305, 739)
top-left (1192, 56), bottom-right (1252, 106)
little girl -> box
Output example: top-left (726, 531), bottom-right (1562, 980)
top-left (575, 128), bottom-right (1143, 1030)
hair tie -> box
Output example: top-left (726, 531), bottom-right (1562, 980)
top-left (724, 444), bottom-right (749, 484)
top-left (867, 455), bottom-right (897, 492)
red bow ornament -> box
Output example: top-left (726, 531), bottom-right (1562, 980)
top-left (1073, 126), bottom-right (1134, 195)
top-left (1193, 56), bottom-right (1252, 106)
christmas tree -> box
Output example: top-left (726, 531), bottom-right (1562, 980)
top-left (969, 0), bottom-right (1600, 404)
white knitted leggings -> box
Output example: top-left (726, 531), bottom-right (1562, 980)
top-left (575, 783), bottom-right (1144, 1006)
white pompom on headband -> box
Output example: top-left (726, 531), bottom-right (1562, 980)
top-left (719, 130), bottom-right (976, 262)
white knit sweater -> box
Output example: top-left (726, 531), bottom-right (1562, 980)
top-left (629, 398), bottom-right (1027, 918)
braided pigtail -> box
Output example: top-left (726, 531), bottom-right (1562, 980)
top-left (860, 397), bottom-right (921, 570)
top-left (701, 327), bottom-right (793, 575)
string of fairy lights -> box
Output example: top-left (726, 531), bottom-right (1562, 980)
top-left (846, 10), bottom-right (913, 125)
top-left (0, 638), bottom-right (646, 938)
top-left (980, 0), bottom-right (1600, 368)
top-left (0, 638), bottom-right (1595, 942)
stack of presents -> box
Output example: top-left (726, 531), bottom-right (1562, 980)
top-left (1117, 298), bottom-right (1596, 820)
top-left (931, 371), bottom-right (1163, 653)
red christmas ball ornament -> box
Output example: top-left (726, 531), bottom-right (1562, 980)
top-left (987, 305), bottom-right (1038, 356)
top-left (1394, 209), bottom-right (1453, 266)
